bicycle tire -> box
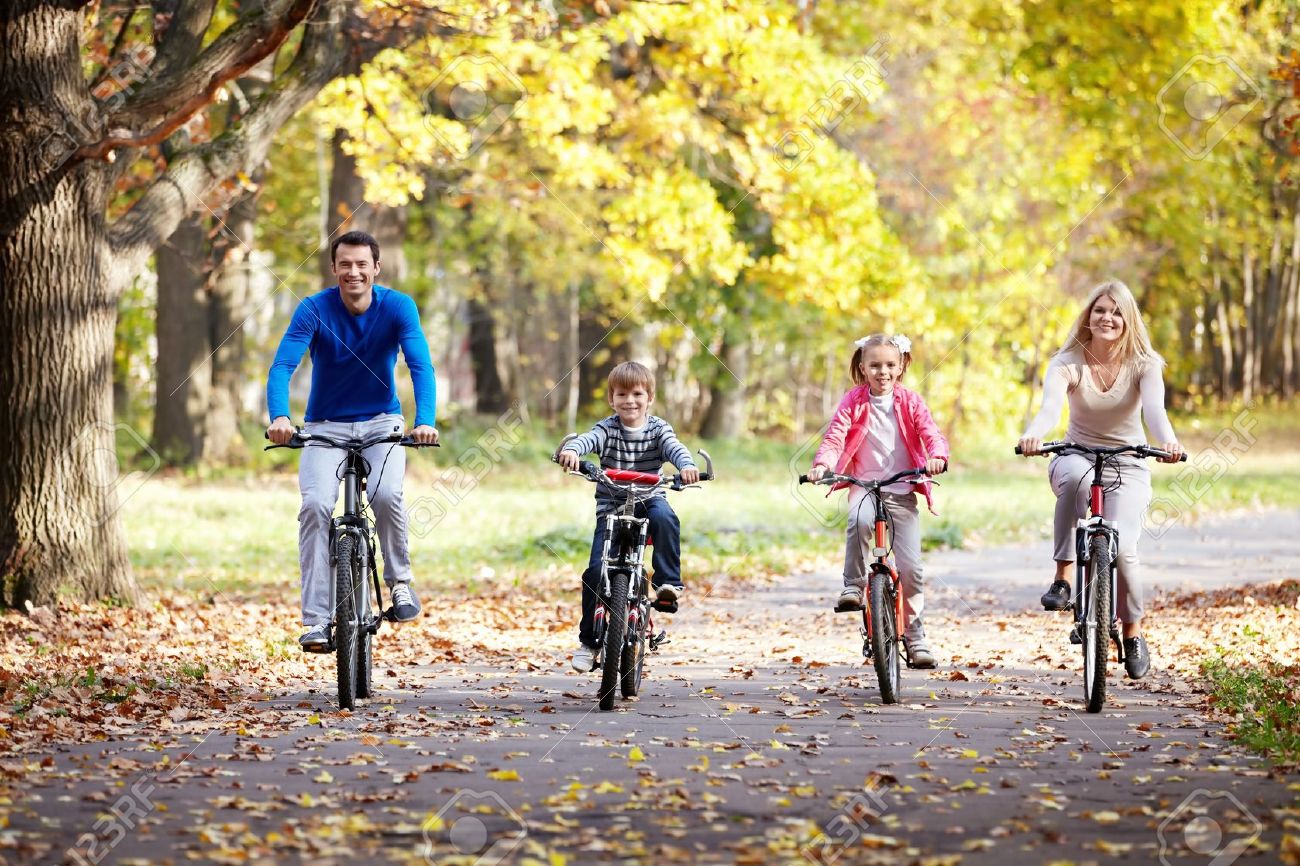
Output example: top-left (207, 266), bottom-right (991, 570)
top-left (1084, 533), bottom-right (1111, 713)
top-left (356, 566), bottom-right (374, 700)
top-left (621, 601), bottom-right (647, 698)
top-left (335, 534), bottom-right (359, 711)
top-left (600, 570), bottom-right (630, 711)
top-left (869, 571), bottom-right (901, 705)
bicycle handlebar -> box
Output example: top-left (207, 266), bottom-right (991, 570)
top-left (553, 432), bottom-right (715, 492)
top-left (263, 429), bottom-right (440, 451)
top-left (798, 466), bottom-right (937, 489)
top-left (1014, 441), bottom-right (1187, 462)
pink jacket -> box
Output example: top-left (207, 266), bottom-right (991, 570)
top-left (811, 383), bottom-right (950, 512)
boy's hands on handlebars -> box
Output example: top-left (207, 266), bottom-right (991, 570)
top-left (410, 425), bottom-right (440, 446)
top-left (267, 416), bottom-right (295, 446)
top-left (679, 467), bottom-right (700, 485)
top-left (557, 449), bottom-right (580, 472)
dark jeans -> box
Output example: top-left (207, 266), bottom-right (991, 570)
top-left (579, 496), bottom-right (681, 646)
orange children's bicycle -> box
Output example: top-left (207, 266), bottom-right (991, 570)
top-left (800, 466), bottom-right (933, 704)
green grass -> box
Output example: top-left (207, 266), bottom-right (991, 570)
top-left (121, 418), bottom-right (1300, 599)
top-left (1202, 657), bottom-right (1300, 767)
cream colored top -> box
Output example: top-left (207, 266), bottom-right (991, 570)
top-left (1022, 348), bottom-right (1177, 446)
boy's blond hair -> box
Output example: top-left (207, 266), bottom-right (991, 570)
top-left (607, 361), bottom-right (655, 401)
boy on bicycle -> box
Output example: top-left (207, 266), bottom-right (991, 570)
top-left (556, 362), bottom-right (699, 671)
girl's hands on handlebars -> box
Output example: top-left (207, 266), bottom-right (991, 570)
top-left (806, 464), bottom-right (828, 483)
top-left (925, 457), bottom-right (947, 475)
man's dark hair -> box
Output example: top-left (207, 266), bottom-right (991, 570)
top-left (331, 230), bottom-right (380, 265)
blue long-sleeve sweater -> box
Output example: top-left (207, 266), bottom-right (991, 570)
top-left (266, 286), bottom-right (436, 427)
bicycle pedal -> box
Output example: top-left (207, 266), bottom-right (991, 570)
top-left (651, 600), bottom-right (679, 614)
top-left (381, 607), bottom-right (398, 622)
top-left (302, 643), bottom-right (333, 654)
top-left (649, 630), bottom-right (669, 650)
top-left (1069, 624), bottom-right (1083, 645)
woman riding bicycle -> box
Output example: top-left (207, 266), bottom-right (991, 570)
top-left (1018, 280), bottom-right (1185, 680)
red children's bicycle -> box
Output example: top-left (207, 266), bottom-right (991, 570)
top-left (1016, 441), bottom-right (1186, 713)
top-left (800, 466), bottom-right (933, 704)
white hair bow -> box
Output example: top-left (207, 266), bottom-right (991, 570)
top-left (854, 334), bottom-right (912, 353)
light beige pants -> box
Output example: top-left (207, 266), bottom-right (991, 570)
top-left (1049, 453), bottom-right (1152, 623)
top-left (843, 491), bottom-right (924, 639)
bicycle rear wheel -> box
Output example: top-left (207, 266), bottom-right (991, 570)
top-left (869, 571), bottom-right (901, 705)
top-left (1083, 533), bottom-right (1111, 714)
top-left (599, 570), bottom-right (630, 711)
top-left (335, 534), bottom-right (359, 711)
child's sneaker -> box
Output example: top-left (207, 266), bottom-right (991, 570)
top-left (834, 586), bottom-right (864, 612)
top-left (572, 643), bottom-right (599, 672)
top-left (653, 584), bottom-right (683, 612)
top-left (904, 623), bottom-right (937, 669)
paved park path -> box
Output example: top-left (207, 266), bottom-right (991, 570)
top-left (9, 510), bottom-right (1300, 865)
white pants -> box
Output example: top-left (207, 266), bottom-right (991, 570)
top-left (1049, 453), bottom-right (1151, 624)
top-left (298, 414), bottom-right (412, 626)
top-left (843, 490), bottom-right (925, 638)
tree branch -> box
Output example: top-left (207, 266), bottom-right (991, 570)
top-left (75, 0), bottom-right (316, 162)
top-left (104, 0), bottom-right (344, 294)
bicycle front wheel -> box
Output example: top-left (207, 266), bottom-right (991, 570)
top-left (599, 571), bottom-right (630, 711)
top-left (1083, 533), bottom-right (1111, 714)
top-left (621, 600), bottom-right (647, 698)
top-left (335, 534), bottom-right (359, 711)
top-left (869, 571), bottom-right (901, 705)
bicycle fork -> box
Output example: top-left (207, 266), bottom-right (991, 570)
top-left (1072, 518), bottom-right (1123, 661)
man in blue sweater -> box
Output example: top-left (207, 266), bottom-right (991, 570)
top-left (266, 231), bottom-right (438, 647)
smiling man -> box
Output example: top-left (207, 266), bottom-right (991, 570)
top-left (266, 231), bottom-right (438, 648)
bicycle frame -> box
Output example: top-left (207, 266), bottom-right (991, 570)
top-left (326, 451), bottom-right (382, 649)
top-left (1071, 453), bottom-right (1124, 665)
top-left (860, 490), bottom-right (904, 657)
top-left (592, 507), bottom-right (656, 654)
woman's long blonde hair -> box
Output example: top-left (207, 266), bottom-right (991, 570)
top-left (1057, 280), bottom-right (1164, 370)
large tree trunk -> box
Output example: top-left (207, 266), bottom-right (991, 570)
top-left (466, 298), bottom-right (509, 414)
top-left (152, 214), bottom-right (212, 464)
top-left (0, 4), bottom-right (136, 607)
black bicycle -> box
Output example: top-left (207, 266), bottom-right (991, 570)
top-left (266, 430), bottom-right (436, 710)
top-left (553, 435), bottom-right (714, 711)
top-left (1016, 441), bottom-right (1186, 712)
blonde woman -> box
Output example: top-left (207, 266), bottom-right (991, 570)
top-left (1018, 280), bottom-right (1185, 680)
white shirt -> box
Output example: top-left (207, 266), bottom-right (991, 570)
top-left (853, 392), bottom-right (912, 495)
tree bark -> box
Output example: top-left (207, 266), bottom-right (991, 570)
top-left (699, 329), bottom-right (750, 438)
top-left (0, 2), bottom-right (137, 607)
top-left (152, 214), bottom-right (212, 464)
top-left (466, 298), bottom-right (509, 414)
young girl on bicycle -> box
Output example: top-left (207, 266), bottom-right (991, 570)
top-left (1018, 280), bottom-right (1184, 680)
top-left (807, 334), bottom-right (949, 669)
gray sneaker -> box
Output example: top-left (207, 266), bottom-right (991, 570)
top-left (835, 586), bottom-right (865, 612)
top-left (390, 582), bottom-right (421, 622)
top-left (299, 624), bottom-right (329, 648)
top-left (904, 627), bottom-right (937, 669)
top-left (572, 643), bottom-right (599, 672)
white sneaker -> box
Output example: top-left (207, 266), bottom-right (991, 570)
top-left (299, 624), bottom-right (329, 647)
top-left (390, 583), bottom-right (421, 622)
top-left (572, 643), bottom-right (599, 672)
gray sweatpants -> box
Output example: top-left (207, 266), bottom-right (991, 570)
top-left (843, 490), bottom-right (925, 639)
top-left (298, 413), bottom-right (412, 626)
top-left (1049, 453), bottom-right (1152, 624)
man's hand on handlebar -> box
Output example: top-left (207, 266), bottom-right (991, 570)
top-left (410, 425), bottom-right (439, 446)
top-left (557, 450), bottom-right (580, 472)
top-left (267, 416), bottom-right (294, 446)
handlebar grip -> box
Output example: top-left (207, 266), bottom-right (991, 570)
top-left (1014, 444), bottom-right (1023, 456)
top-left (1180, 452), bottom-right (1188, 462)
top-left (798, 474), bottom-right (810, 484)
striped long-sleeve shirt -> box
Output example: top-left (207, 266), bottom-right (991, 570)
top-left (562, 415), bottom-right (696, 515)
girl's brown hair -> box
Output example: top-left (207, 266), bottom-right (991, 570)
top-left (850, 334), bottom-right (911, 386)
